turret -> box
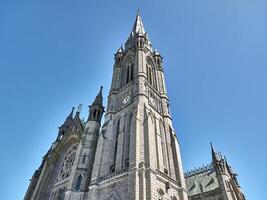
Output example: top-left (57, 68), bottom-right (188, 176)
top-left (87, 86), bottom-right (105, 124)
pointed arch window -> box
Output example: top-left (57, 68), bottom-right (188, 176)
top-left (147, 64), bottom-right (152, 85)
top-left (146, 57), bottom-right (159, 91)
top-left (112, 118), bottom-right (120, 171)
top-left (126, 66), bottom-right (130, 84)
top-left (93, 110), bottom-right (97, 119)
top-left (123, 113), bottom-right (132, 169)
top-left (121, 61), bottom-right (134, 87)
top-left (130, 63), bottom-right (134, 81)
top-left (126, 62), bottom-right (134, 84)
top-left (75, 175), bottom-right (82, 191)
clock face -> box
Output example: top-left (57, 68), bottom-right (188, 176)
top-left (122, 95), bottom-right (131, 105)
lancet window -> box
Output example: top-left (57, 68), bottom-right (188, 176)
top-left (111, 118), bottom-right (120, 172)
top-left (146, 58), bottom-right (158, 90)
top-left (120, 60), bottom-right (134, 88)
top-left (75, 175), bottom-right (82, 191)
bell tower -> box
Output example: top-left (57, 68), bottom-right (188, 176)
top-left (88, 12), bottom-right (188, 200)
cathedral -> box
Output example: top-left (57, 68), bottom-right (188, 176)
top-left (24, 13), bottom-right (246, 200)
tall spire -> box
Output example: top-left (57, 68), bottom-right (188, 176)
top-left (132, 10), bottom-right (146, 35)
top-left (125, 11), bottom-right (152, 50)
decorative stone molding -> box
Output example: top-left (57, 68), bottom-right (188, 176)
top-left (97, 169), bottom-right (128, 184)
top-left (184, 163), bottom-right (213, 178)
top-left (156, 169), bottom-right (181, 187)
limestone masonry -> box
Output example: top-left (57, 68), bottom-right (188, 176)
top-left (24, 13), bottom-right (246, 200)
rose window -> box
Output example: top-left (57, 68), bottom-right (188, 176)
top-left (57, 143), bottom-right (78, 182)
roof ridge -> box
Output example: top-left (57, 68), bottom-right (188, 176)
top-left (184, 163), bottom-right (214, 178)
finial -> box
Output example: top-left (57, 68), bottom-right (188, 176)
top-left (100, 86), bottom-right (103, 93)
top-left (137, 8), bottom-right (140, 15)
top-left (210, 142), bottom-right (217, 161)
top-left (76, 104), bottom-right (83, 114)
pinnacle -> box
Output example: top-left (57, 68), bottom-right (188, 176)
top-left (210, 142), bottom-right (219, 162)
top-left (92, 86), bottom-right (103, 106)
top-left (61, 107), bottom-right (74, 128)
top-left (117, 46), bottom-right (123, 53)
top-left (68, 107), bottom-right (75, 119)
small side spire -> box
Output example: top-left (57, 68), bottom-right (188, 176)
top-left (118, 45), bottom-right (123, 53)
top-left (56, 107), bottom-right (75, 141)
top-left (224, 155), bottom-right (236, 176)
top-left (92, 86), bottom-right (103, 106)
top-left (68, 107), bottom-right (75, 119)
top-left (88, 86), bottom-right (105, 123)
top-left (210, 142), bottom-right (216, 160)
top-left (210, 142), bottom-right (221, 162)
top-left (224, 156), bottom-right (231, 172)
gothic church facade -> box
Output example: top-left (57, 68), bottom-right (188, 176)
top-left (24, 13), bottom-right (245, 200)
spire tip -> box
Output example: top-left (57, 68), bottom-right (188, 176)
top-left (210, 142), bottom-right (214, 150)
top-left (132, 10), bottom-right (145, 35)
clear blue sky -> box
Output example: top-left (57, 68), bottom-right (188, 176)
top-left (0, 0), bottom-right (266, 199)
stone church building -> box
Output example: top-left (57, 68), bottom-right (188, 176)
top-left (24, 13), bottom-right (246, 200)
